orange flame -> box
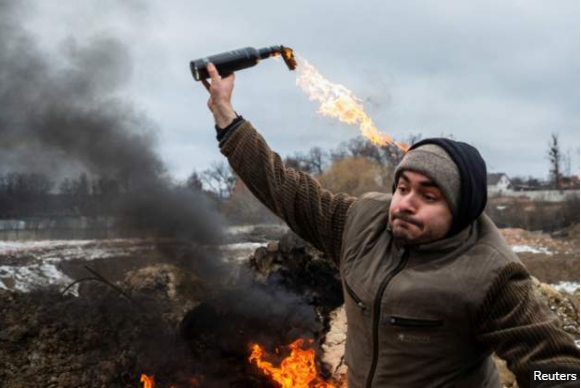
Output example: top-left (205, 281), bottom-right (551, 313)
top-left (249, 339), bottom-right (334, 388)
top-left (140, 374), bottom-right (155, 388)
top-left (139, 374), bottom-right (184, 388)
top-left (295, 55), bottom-right (409, 152)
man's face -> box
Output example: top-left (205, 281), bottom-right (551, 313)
top-left (388, 170), bottom-right (453, 245)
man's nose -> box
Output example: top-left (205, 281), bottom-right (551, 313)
top-left (398, 193), bottom-right (417, 214)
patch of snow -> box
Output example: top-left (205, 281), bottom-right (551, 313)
top-left (218, 242), bottom-right (268, 263)
top-left (0, 263), bottom-right (73, 292)
top-left (0, 239), bottom-right (158, 293)
top-left (225, 223), bottom-right (288, 236)
top-left (552, 281), bottom-right (579, 294)
top-left (511, 245), bottom-right (553, 255)
top-left (226, 225), bottom-right (256, 235)
top-left (0, 239), bottom-right (153, 261)
top-left (219, 242), bottom-right (267, 251)
top-left (0, 240), bottom-right (94, 253)
top-left (39, 246), bottom-right (135, 262)
top-left (0, 241), bottom-right (57, 251)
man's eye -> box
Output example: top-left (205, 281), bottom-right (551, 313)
top-left (398, 186), bottom-right (408, 193)
top-left (423, 194), bottom-right (437, 202)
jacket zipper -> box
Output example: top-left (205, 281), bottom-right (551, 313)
top-left (387, 316), bottom-right (443, 328)
top-left (344, 281), bottom-right (368, 311)
top-left (365, 248), bottom-right (410, 388)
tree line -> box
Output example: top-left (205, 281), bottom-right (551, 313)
top-left (0, 173), bottom-right (181, 218)
top-left (0, 132), bottom-right (575, 222)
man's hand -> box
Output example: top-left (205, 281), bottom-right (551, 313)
top-left (201, 63), bottom-right (238, 129)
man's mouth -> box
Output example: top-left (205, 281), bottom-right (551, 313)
top-left (391, 213), bottom-right (423, 229)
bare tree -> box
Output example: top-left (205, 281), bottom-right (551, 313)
top-left (306, 146), bottom-right (327, 175)
top-left (91, 176), bottom-right (121, 196)
top-left (547, 133), bottom-right (562, 190)
top-left (333, 137), bottom-right (383, 164)
top-left (0, 173), bottom-right (54, 216)
top-left (73, 173), bottom-right (91, 196)
top-left (0, 172), bottom-right (53, 197)
top-left (284, 154), bottom-right (310, 173)
top-left (285, 146), bottom-right (329, 176)
top-left (186, 170), bottom-right (203, 191)
top-left (202, 161), bottom-right (237, 201)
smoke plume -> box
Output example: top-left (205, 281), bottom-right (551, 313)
top-left (0, 0), bottom-right (223, 242)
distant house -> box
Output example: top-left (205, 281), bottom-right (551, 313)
top-left (487, 173), bottom-right (512, 195)
top-left (487, 173), bottom-right (579, 202)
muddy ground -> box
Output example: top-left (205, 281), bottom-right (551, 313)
top-left (500, 224), bottom-right (580, 283)
top-left (1, 223), bottom-right (576, 294)
top-left (0, 223), bottom-right (578, 388)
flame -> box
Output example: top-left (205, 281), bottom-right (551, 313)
top-left (295, 56), bottom-right (409, 152)
top-left (249, 339), bottom-right (334, 388)
top-left (139, 375), bottom-right (182, 388)
top-left (140, 374), bottom-right (155, 388)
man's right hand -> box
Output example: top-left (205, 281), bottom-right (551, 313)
top-left (201, 62), bottom-right (238, 129)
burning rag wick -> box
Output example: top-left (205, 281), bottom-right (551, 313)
top-left (294, 55), bottom-right (409, 152)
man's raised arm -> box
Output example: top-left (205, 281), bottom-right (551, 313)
top-left (200, 63), bottom-right (356, 263)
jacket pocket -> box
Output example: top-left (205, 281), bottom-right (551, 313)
top-left (344, 281), bottom-right (368, 312)
top-left (387, 316), bottom-right (443, 328)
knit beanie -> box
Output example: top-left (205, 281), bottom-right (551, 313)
top-left (394, 144), bottom-right (461, 215)
top-left (393, 138), bottom-right (488, 236)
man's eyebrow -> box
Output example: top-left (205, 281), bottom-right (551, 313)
top-left (418, 180), bottom-right (439, 189)
top-left (401, 172), bottom-right (440, 189)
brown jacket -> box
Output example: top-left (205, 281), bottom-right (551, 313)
top-left (219, 120), bottom-right (579, 387)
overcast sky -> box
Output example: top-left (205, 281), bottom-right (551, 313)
top-left (20, 0), bottom-right (580, 180)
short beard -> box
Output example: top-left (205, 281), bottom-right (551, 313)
top-left (389, 213), bottom-right (424, 245)
top-left (391, 227), bottom-right (412, 243)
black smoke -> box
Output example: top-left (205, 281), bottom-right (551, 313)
top-left (0, 0), bottom-right (223, 242)
top-left (0, 4), bottom-right (333, 386)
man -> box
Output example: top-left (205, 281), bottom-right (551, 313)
top-left (200, 63), bottom-right (579, 387)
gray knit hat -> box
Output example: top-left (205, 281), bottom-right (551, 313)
top-left (394, 144), bottom-right (461, 215)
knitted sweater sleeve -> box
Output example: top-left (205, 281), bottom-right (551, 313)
top-left (218, 120), bottom-right (356, 263)
top-left (475, 262), bottom-right (580, 387)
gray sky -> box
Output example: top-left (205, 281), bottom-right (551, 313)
top-left (22, 0), bottom-right (580, 180)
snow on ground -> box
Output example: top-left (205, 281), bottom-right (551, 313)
top-left (0, 261), bottom-right (74, 292)
top-left (0, 239), bottom-right (148, 260)
top-left (552, 281), bottom-right (580, 294)
top-left (0, 239), bottom-right (155, 293)
top-left (219, 242), bottom-right (269, 263)
top-left (0, 238), bottom-right (269, 292)
top-left (219, 242), bottom-right (268, 251)
top-left (511, 244), bottom-right (553, 255)
top-left (0, 240), bottom-right (95, 253)
top-left (225, 223), bottom-right (288, 238)
top-left (226, 225), bottom-right (257, 235)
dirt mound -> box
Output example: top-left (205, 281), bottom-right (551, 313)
top-left (0, 234), bottom-right (340, 387)
top-left (0, 286), bottom-right (194, 388)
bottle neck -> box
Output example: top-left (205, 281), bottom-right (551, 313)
top-left (257, 46), bottom-right (282, 59)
